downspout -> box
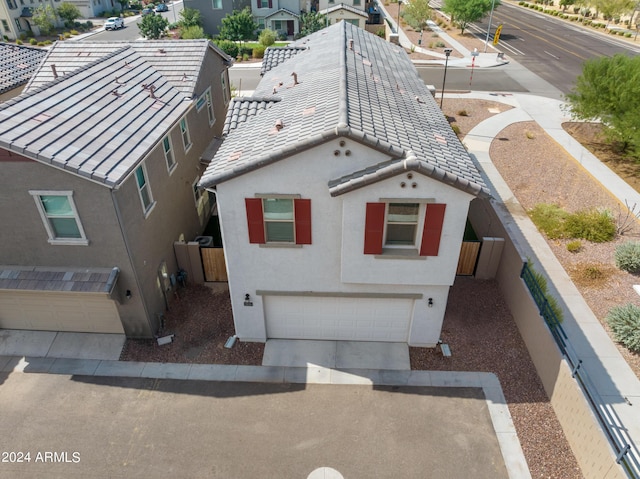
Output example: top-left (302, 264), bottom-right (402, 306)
top-left (111, 189), bottom-right (153, 336)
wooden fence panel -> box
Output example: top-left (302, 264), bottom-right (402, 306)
top-left (201, 248), bottom-right (227, 282)
top-left (457, 241), bottom-right (481, 276)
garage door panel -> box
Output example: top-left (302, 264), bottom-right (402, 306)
top-left (265, 296), bottom-right (412, 342)
top-left (0, 291), bottom-right (124, 334)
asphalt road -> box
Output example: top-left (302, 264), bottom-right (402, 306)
top-left (0, 372), bottom-right (508, 479)
top-left (467, 2), bottom-right (640, 94)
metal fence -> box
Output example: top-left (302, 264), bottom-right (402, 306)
top-left (521, 262), bottom-right (640, 479)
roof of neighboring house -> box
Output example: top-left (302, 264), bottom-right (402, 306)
top-left (0, 46), bottom-right (193, 187)
top-left (0, 266), bottom-right (119, 294)
top-left (0, 42), bottom-right (47, 96)
top-left (320, 3), bottom-right (369, 17)
top-left (25, 40), bottom-right (232, 97)
top-left (264, 7), bottom-right (300, 19)
top-left (222, 96), bottom-right (280, 136)
top-left (199, 22), bottom-right (490, 198)
top-left (260, 46), bottom-right (307, 75)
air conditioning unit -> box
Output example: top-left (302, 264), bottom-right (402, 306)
top-left (194, 235), bottom-right (213, 248)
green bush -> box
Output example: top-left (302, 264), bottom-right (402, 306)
top-left (214, 39), bottom-right (239, 59)
top-left (16, 39), bottom-right (23, 45)
top-left (564, 209), bottom-right (615, 243)
top-left (29, 38), bottom-right (37, 45)
top-left (252, 44), bottom-right (266, 59)
top-left (181, 25), bottom-right (205, 39)
top-left (529, 203), bottom-right (568, 239)
top-left (258, 28), bottom-right (277, 47)
top-left (606, 304), bottom-right (640, 352)
top-left (567, 240), bottom-right (582, 253)
top-left (615, 241), bottom-right (640, 273)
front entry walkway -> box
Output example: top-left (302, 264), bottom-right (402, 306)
top-left (262, 340), bottom-right (410, 370)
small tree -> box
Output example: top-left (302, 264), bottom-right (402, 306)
top-left (559, 0), bottom-right (575, 11)
top-left (181, 25), bottom-right (206, 39)
top-left (258, 28), bottom-right (277, 46)
top-left (442, 0), bottom-right (499, 34)
top-left (403, 0), bottom-right (432, 45)
top-left (299, 11), bottom-right (326, 36)
top-left (179, 7), bottom-right (203, 28)
top-left (31, 5), bottom-right (58, 36)
top-left (566, 54), bottom-right (640, 159)
top-left (138, 13), bottom-right (169, 39)
top-left (57, 2), bottom-right (81, 27)
top-left (218, 7), bottom-right (257, 46)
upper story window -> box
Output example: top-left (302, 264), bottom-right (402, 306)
top-left (30, 191), bottom-right (88, 245)
top-left (197, 88), bottom-right (215, 126)
top-left (364, 201), bottom-right (446, 257)
top-left (259, 0), bottom-right (270, 7)
top-left (180, 117), bottom-right (192, 152)
top-left (163, 135), bottom-right (176, 173)
top-left (221, 71), bottom-right (230, 105)
top-left (245, 196), bottom-right (311, 245)
top-left (135, 163), bottom-right (155, 216)
top-left (6, 0), bottom-right (17, 9)
top-left (211, 0), bottom-right (222, 8)
top-left (2, 19), bottom-right (10, 32)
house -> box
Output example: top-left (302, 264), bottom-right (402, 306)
top-left (319, 3), bottom-right (369, 29)
top-left (0, 40), bottom-right (232, 338)
top-left (0, 42), bottom-right (47, 102)
top-left (199, 22), bottom-right (491, 347)
top-left (183, 0), bottom-right (251, 37)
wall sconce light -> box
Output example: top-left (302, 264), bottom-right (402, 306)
top-left (126, 290), bottom-right (132, 300)
top-left (244, 294), bottom-right (253, 307)
top-left (428, 298), bottom-right (433, 307)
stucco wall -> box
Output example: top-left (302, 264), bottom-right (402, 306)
top-left (468, 197), bottom-right (625, 479)
top-left (215, 137), bottom-right (472, 345)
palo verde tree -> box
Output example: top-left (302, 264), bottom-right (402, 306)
top-left (56, 2), bottom-right (81, 27)
top-left (138, 13), bottom-right (169, 39)
top-left (566, 54), bottom-right (640, 159)
top-left (402, 0), bottom-right (432, 45)
top-left (442, 0), bottom-right (499, 34)
top-left (299, 11), bottom-right (326, 36)
top-left (593, 0), bottom-right (635, 24)
top-left (31, 5), bottom-right (58, 36)
top-left (218, 7), bottom-right (257, 46)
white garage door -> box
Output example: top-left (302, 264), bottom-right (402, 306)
top-left (265, 296), bottom-right (413, 342)
top-left (0, 291), bottom-right (124, 334)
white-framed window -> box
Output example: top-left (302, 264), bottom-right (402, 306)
top-left (273, 20), bottom-right (283, 30)
top-left (211, 0), bottom-right (222, 8)
top-left (205, 90), bottom-right (215, 126)
top-left (135, 163), bottom-right (155, 215)
top-left (162, 135), bottom-right (176, 173)
top-left (221, 71), bottom-right (229, 105)
top-left (2, 19), bottom-right (9, 32)
top-left (29, 191), bottom-right (88, 245)
top-left (257, 17), bottom-right (265, 29)
top-left (259, 0), bottom-right (268, 7)
top-left (263, 198), bottom-right (295, 243)
top-left (14, 18), bottom-right (22, 30)
top-left (179, 117), bottom-right (192, 152)
top-left (384, 203), bottom-right (420, 247)
top-left (346, 19), bottom-right (359, 26)
top-left (354, 0), bottom-right (361, 5)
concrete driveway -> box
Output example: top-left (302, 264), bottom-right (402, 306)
top-left (0, 372), bottom-right (509, 479)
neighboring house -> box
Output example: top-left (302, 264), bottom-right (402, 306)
top-left (0, 42), bottom-right (46, 102)
top-left (319, 3), bottom-right (368, 29)
top-left (0, 40), bottom-right (232, 338)
top-left (199, 22), bottom-right (491, 347)
top-left (183, 0), bottom-right (251, 37)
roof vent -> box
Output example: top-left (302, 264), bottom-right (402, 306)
top-left (51, 64), bottom-right (58, 79)
top-left (348, 39), bottom-right (354, 50)
top-left (158, 48), bottom-right (166, 54)
top-left (275, 119), bottom-right (284, 131)
top-left (142, 84), bottom-right (157, 99)
top-left (291, 72), bottom-right (299, 86)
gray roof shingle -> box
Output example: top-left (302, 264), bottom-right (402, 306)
top-left (0, 46), bottom-right (192, 187)
top-left (0, 42), bottom-right (47, 95)
top-left (0, 266), bottom-right (119, 293)
top-left (260, 46), bottom-right (308, 76)
top-left (200, 22), bottom-right (490, 198)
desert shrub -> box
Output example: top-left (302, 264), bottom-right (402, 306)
top-left (450, 123), bottom-right (461, 136)
top-left (528, 262), bottom-right (564, 322)
top-left (29, 38), bottom-right (37, 45)
top-left (376, 28), bottom-right (385, 37)
top-left (566, 240), bottom-right (582, 253)
top-left (16, 39), bottom-right (23, 44)
top-left (525, 130), bottom-right (535, 139)
top-left (37, 41), bottom-right (45, 46)
top-left (457, 109), bottom-right (469, 116)
top-left (435, 41), bottom-right (445, 47)
top-left (529, 203), bottom-right (568, 239)
top-left (214, 39), bottom-right (239, 59)
top-left (564, 209), bottom-right (615, 243)
top-left (615, 241), bottom-right (640, 273)
top-left (69, 29), bottom-right (79, 35)
top-left (252, 44), bottom-right (265, 58)
top-left (258, 28), bottom-right (277, 46)
top-left (606, 304), bottom-right (640, 352)
top-left (570, 262), bottom-right (614, 287)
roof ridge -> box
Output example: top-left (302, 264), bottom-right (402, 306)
top-left (337, 21), bottom-right (349, 128)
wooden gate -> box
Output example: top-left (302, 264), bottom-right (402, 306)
top-left (457, 241), bottom-right (481, 276)
top-left (201, 248), bottom-right (227, 282)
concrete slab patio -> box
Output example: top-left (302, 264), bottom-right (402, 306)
top-left (262, 340), bottom-right (411, 370)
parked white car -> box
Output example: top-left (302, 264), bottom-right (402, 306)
top-left (105, 17), bottom-right (124, 30)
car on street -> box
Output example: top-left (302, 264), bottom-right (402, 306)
top-left (104, 17), bottom-right (125, 30)
top-left (155, 3), bottom-right (168, 12)
top-left (141, 7), bottom-right (155, 15)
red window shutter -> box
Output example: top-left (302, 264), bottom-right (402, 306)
top-left (364, 202), bottom-right (385, 255)
top-left (294, 198), bottom-right (312, 245)
top-left (268, 0), bottom-right (272, 7)
top-left (420, 203), bottom-right (446, 256)
top-left (245, 198), bottom-right (265, 244)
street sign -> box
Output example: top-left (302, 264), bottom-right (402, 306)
top-left (493, 24), bottom-right (503, 45)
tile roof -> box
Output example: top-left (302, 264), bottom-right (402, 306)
top-left (0, 266), bottom-right (119, 293)
top-left (221, 96), bottom-right (280, 136)
top-left (0, 42), bottom-right (47, 96)
top-left (320, 3), bottom-right (369, 17)
top-left (0, 46), bottom-right (192, 187)
top-left (199, 22), bottom-right (490, 198)
top-left (265, 7), bottom-right (300, 18)
top-left (25, 39), bottom-right (232, 97)
top-left (260, 46), bottom-right (308, 76)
